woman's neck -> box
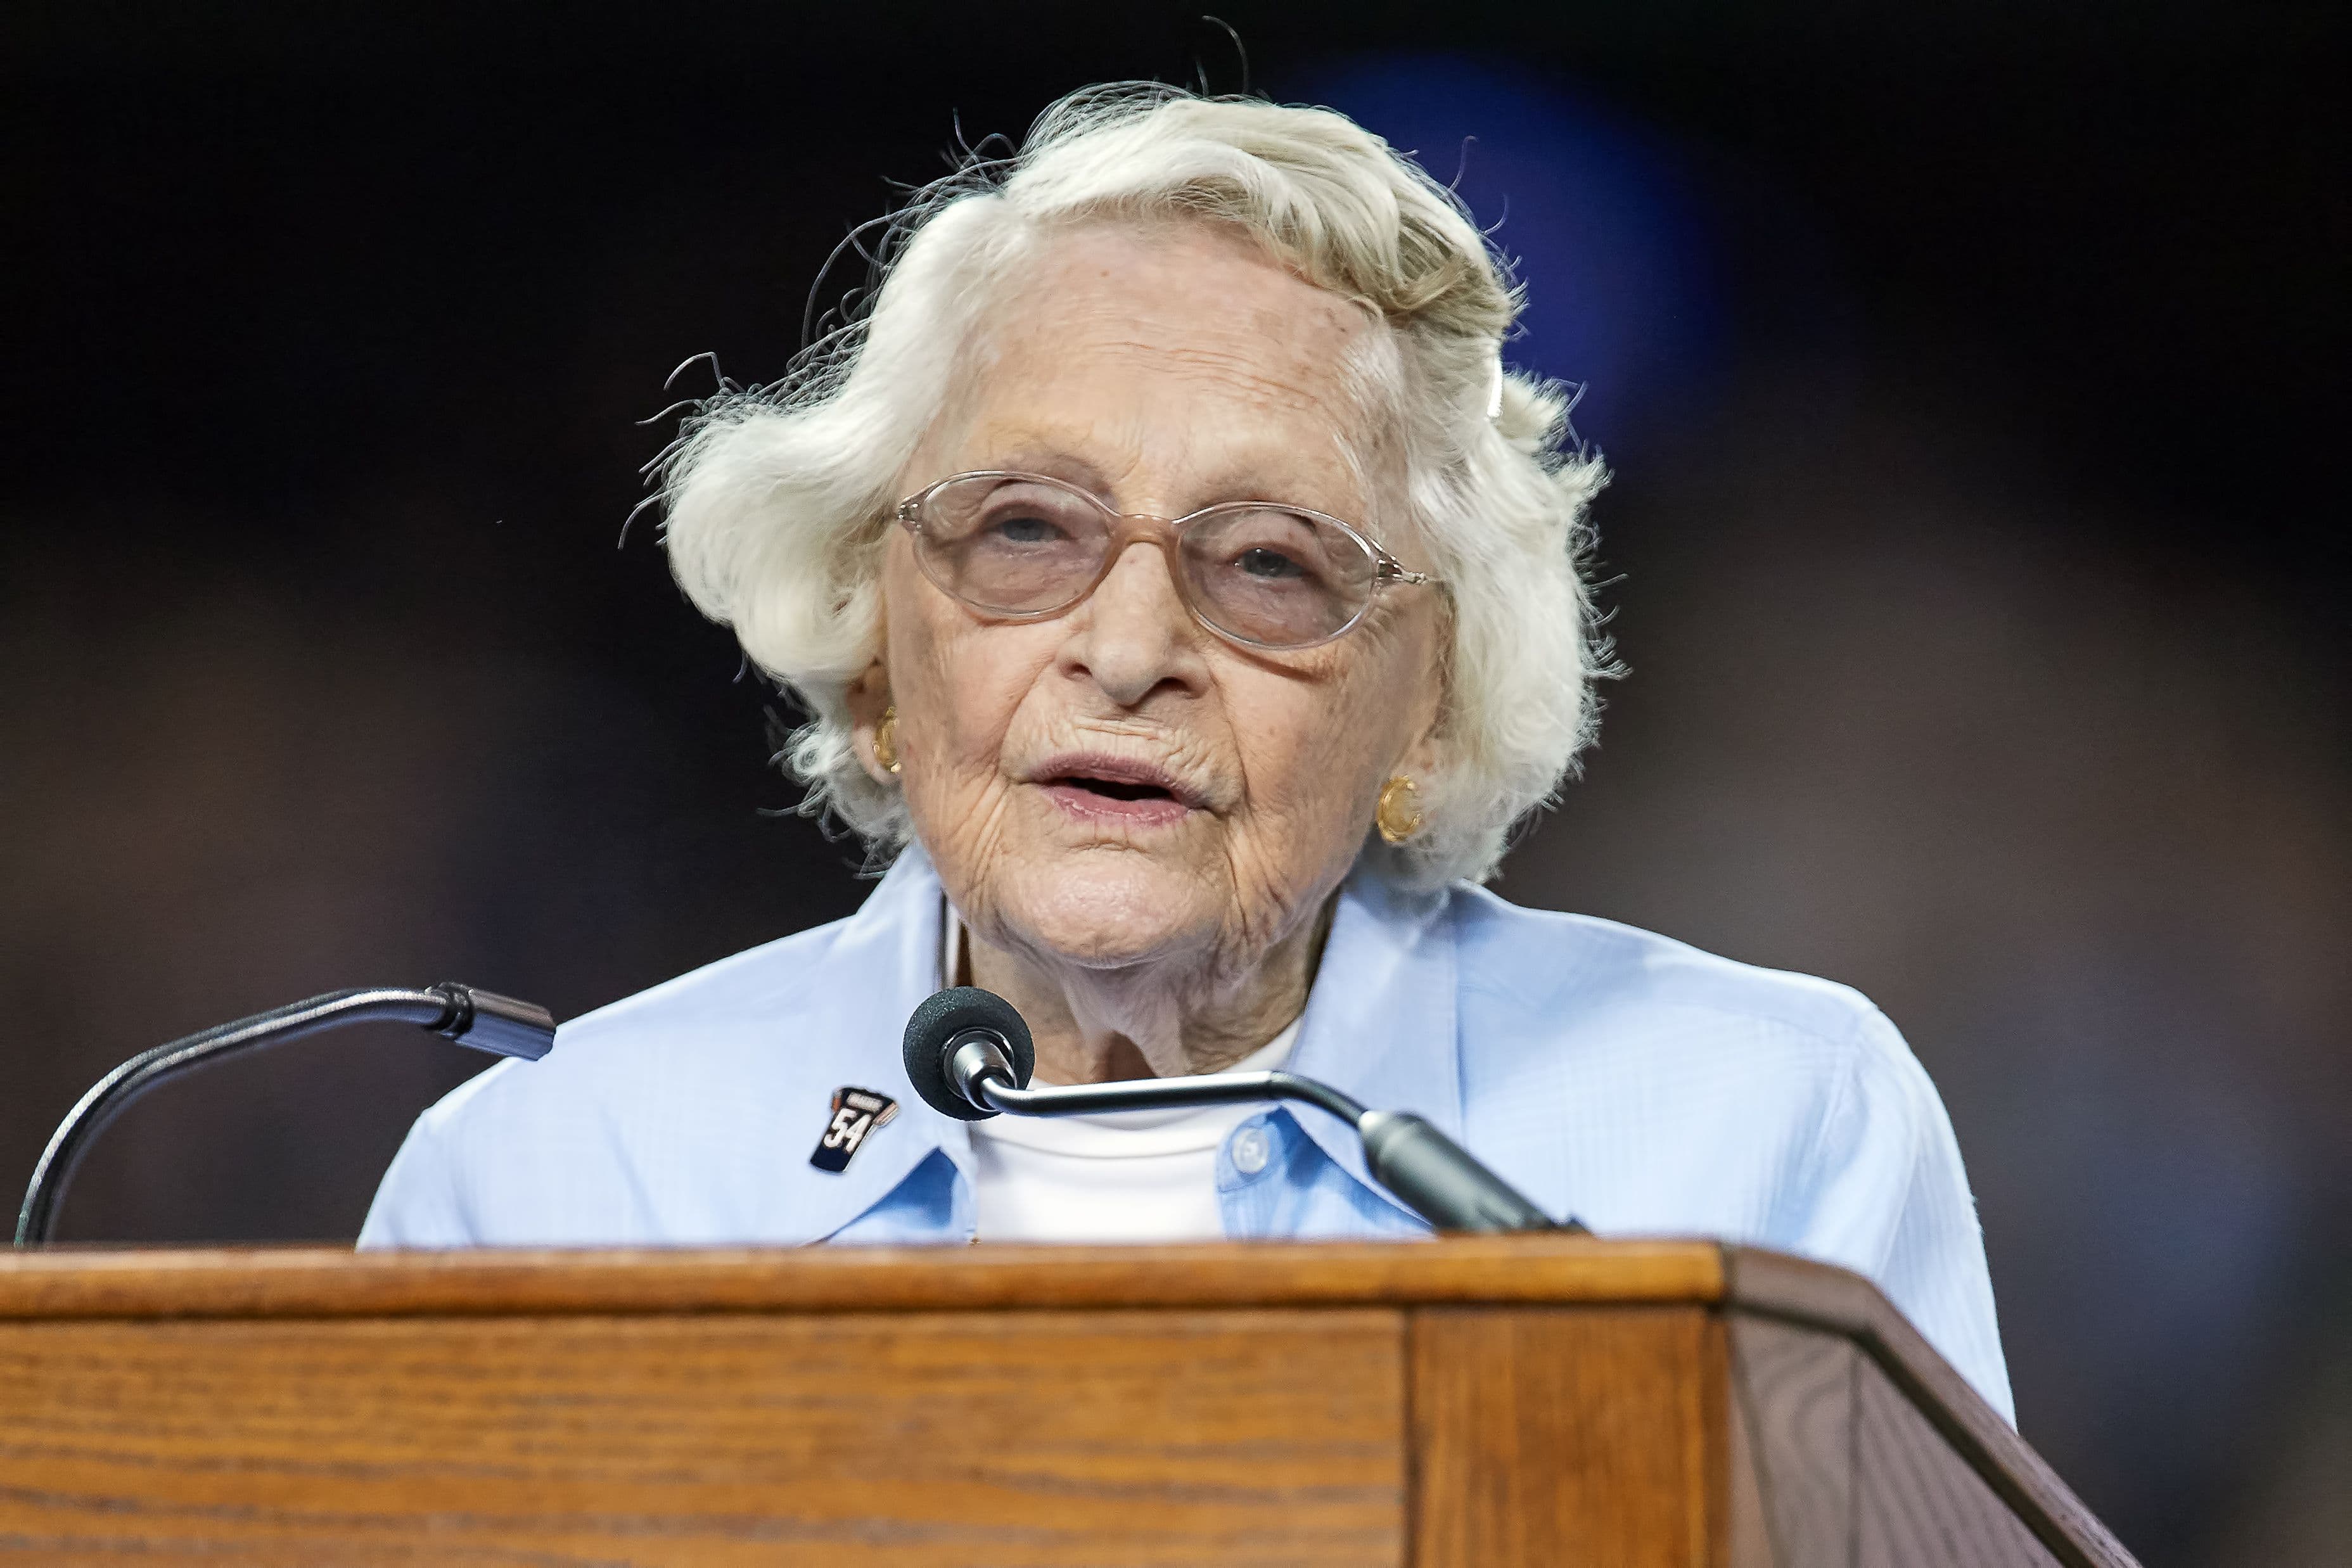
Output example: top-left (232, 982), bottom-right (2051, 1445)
top-left (963, 895), bottom-right (1335, 1083)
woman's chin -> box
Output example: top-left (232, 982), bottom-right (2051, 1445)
top-left (988, 855), bottom-right (1223, 971)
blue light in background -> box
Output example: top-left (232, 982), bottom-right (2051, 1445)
top-left (1288, 54), bottom-right (1730, 458)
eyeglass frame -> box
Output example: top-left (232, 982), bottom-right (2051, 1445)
top-left (893, 469), bottom-right (1441, 652)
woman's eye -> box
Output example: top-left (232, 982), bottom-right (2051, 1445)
top-left (1234, 546), bottom-right (1307, 581)
top-left (987, 513), bottom-right (1063, 545)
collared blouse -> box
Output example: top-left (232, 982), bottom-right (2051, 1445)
top-left (360, 843), bottom-right (2014, 1420)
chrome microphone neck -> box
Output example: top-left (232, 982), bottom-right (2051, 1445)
top-left (900, 985), bottom-right (1573, 1236)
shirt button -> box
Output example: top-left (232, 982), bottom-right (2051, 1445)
top-left (1230, 1125), bottom-right (1271, 1176)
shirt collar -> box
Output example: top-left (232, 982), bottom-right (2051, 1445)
top-left (1279, 862), bottom-right (1463, 1220)
top-left (793, 845), bottom-right (1460, 1237)
top-left (775, 841), bottom-right (975, 1242)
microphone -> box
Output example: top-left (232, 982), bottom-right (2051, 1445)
top-left (903, 986), bottom-right (1575, 1235)
top-left (16, 982), bottom-right (556, 1247)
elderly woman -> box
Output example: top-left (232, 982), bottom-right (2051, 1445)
top-left (361, 87), bottom-right (2010, 1418)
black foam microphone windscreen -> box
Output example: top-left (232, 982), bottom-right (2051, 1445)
top-left (900, 985), bottom-right (1035, 1121)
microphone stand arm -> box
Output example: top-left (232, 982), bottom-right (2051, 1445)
top-left (945, 1035), bottom-right (1575, 1236)
top-left (16, 983), bottom-right (554, 1248)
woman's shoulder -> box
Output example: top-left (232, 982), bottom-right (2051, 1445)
top-left (561, 915), bottom-right (863, 1047)
top-left (1440, 880), bottom-right (1943, 1148)
top-left (1438, 885), bottom-right (2007, 1420)
top-left (1447, 882), bottom-right (1905, 1063)
top-left (359, 908), bottom-right (901, 1247)
top-left (412, 911), bottom-right (873, 1142)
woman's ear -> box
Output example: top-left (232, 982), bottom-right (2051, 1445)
top-left (1396, 620), bottom-right (1450, 784)
top-left (845, 661), bottom-right (895, 785)
top-left (1397, 725), bottom-right (1446, 784)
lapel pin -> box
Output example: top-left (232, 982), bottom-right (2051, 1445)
top-left (809, 1087), bottom-right (900, 1173)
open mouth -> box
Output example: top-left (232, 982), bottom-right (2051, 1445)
top-left (1056, 775), bottom-right (1177, 803)
top-left (1034, 755), bottom-right (1201, 825)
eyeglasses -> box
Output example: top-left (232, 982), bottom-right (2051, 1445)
top-left (895, 471), bottom-right (1438, 651)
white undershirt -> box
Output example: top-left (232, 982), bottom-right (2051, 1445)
top-left (944, 905), bottom-right (1300, 1243)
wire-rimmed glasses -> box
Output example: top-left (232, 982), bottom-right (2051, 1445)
top-left (895, 471), bottom-right (1438, 651)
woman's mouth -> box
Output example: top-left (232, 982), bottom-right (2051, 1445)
top-left (1033, 756), bottom-right (1203, 827)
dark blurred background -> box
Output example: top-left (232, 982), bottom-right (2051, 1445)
top-left (3, 1), bottom-right (2344, 1558)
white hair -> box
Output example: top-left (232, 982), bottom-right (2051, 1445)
top-left (657, 84), bottom-right (1609, 888)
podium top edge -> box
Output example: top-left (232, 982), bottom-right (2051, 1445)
top-left (0, 1235), bottom-right (1725, 1321)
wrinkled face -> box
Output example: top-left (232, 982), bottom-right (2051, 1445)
top-left (870, 222), bottom-right (1445, 983)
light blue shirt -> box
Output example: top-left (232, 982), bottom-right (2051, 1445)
top-left (361, 844), bottom-right (2013, 1420)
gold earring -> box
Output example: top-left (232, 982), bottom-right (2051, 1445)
top-left (1376, 775), bottom-right (1424, 845)
top-left (873, 706), bottom-right (901, 776)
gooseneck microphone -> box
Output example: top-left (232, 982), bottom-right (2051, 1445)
top-left (904, 986), bottom-right (1574, 1235)
top-left (15, 983), bottom-right (556, 1247)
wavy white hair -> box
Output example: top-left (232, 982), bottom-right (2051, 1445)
top-left (658, 84), bottom-right (1609, 888)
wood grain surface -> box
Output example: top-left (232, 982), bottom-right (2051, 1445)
top-left (1852, 1351), bottom-right (2061, 1567)
top-left (1731, 1313), bottom-right (1858, 1565)
top-left (1410, 1305), bottom-right (1728, 1568)
top-left (1718, 1349), bottom-right (1777, 1568)
top-left (0, 1308), bottom-right (1405, 1566)
top-left (0, 1242), bottom-right (2133, 1567)
top-left (1725, 1247), bottom-right (2138, 1568)
top-left (0, 1236), bottom-right (1725, 1320)
top-left (1728, 1313), bottom-right (2071, 1568)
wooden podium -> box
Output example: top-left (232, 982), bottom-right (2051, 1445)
top-left (0, 1237), bottom-right (2134, 1566)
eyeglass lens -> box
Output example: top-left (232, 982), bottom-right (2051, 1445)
top-left (911, 475), bottom-right (1379, 648)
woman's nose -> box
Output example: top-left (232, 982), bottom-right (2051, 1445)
top-left (1060, 540), bottom-right (1206, 708)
